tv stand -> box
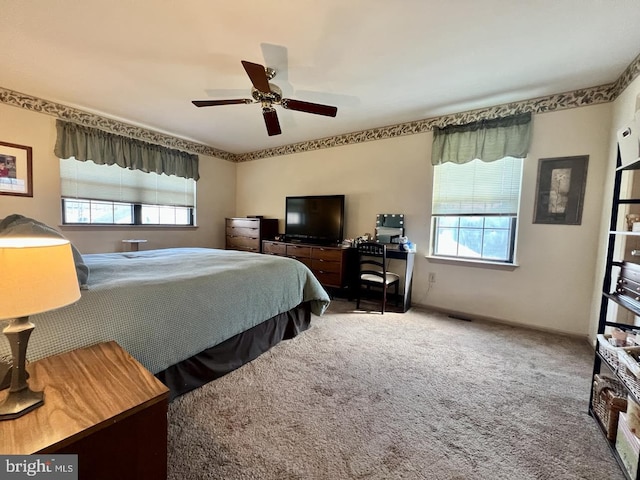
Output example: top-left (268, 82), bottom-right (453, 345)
top-left (262, 240), bottom-right (354, 290)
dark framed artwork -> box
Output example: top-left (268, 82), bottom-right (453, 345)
top-left (533, 155), bottom-right (589, 225)
top-left (0, 141), bottom-right (33, 197)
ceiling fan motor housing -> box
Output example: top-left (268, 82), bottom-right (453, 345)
top-left (252, 84), bottom-right (282, 103)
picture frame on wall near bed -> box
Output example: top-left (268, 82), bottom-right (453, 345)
top-left (0, 141), bottom-right (33, 197)
top-left (533, 155), bottom-right (589, 225)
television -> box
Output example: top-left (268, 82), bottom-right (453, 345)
top-left (285, 195), bottom-right (345, 245)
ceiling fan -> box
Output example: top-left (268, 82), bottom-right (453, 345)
top-left (192, 60), bottom-right (338, 136)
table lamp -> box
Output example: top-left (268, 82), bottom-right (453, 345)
top-left (0, 237), bottom-right (81, 420)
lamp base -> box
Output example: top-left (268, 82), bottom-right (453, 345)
top-left (0, 316), bottom-right (44, 420)
top-left (0, 387), bottom-right (43, 420)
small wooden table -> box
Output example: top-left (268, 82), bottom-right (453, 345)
top-left (122, 239), bottom-right (148, 251)
top-left (0, 341), bottom-right (169, 480)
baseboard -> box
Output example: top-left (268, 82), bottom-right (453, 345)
top-left (411, 302), bottom-right (590, 344)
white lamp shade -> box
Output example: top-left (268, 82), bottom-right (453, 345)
top-left (0, 237), bottom-right (81, 320)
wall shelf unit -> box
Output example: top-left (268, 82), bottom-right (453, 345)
top-left (591, 148), bottom-right (640, 480)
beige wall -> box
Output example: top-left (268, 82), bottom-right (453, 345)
top-left (0, 97), bottom-right (617, 337)
top-left (237, 104), bottom-right (613, 336)
top-left (0, 103), bottom-right (237, 253)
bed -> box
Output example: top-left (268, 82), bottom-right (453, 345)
top-left (0, 245), bottom-right (331, 400)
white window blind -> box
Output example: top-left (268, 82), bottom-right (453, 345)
top-left (60, 158), bottom-right (195, 207)
top-left (432, 157), bottom-right (522, 216)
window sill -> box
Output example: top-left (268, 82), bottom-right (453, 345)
top-left (425, 255), bottom-right (519, 270)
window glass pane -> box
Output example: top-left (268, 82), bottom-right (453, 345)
top-left (482, 229), bottom-right (510, 260)
top-left (158, 206), bottom-right (175, 224)
top-left (434, 227), bottom-right (459, 256)
top-left (113, 203), bottom-right (133, 224)
top-left (437, 216), bottom-right (459, 228)
top-left (459, 216), bottom-right (484, 228)
top-left (90, 201), bottom-right (114, 224)
top-left (142, 205), bottom-right (160, 224)
top-left (64, 199), bottom-right (90, 223)
top-left (484, 217), bottom-right (511, 229)
top-left (175, 207), bottom-right (190, 225)
top-left (432, 215), bottom-right (514, 262)
top-left (62, 199), bottom-right (192, 226)
top-left (458, 228), bottom-right (483, 258)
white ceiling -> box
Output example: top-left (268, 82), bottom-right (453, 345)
top-left (2, 0), bottom-right (640, 155)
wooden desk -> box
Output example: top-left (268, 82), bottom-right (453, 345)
top-left (0, 341), bottom-right (169, 480)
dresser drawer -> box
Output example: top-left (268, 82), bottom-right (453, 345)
top-left (312, 247), bottom-right (344, 262)
top-left (262, 241), bottom-right (287, 255)
top-left (286, 245), bottom-right (311, 259)
top-left (289, 256), bottom-right (312, 269)
top-left (227, 236), bottom-right (260, 252)
top-left (314, 271), bottom-right (342, 288)
top-left (312, 258), bottom-right (342, 273)
top-left (226, 226), bottom-right (259, 238)
top-left (226, 218), bottom-right (259, 229)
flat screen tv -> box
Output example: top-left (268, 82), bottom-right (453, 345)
top-left (285, 194), bottom-right (345, 245)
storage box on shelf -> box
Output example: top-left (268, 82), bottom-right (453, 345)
top-left (617, 412), bottom-right (640, 480)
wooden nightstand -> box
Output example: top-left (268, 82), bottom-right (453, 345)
top-left (0, 341), bottom-right (169, 480)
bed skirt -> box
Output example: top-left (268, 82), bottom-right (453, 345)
top-left (156, 302), bottom-right (311, 401)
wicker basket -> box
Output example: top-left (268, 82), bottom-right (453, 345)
top-left (592, 374), bottom-right (628, 440)
top-left (618, 347), bottom-right (640, 399)
top-left (598, 334), bottom-right (625, 370)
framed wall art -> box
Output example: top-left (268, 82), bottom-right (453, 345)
top-left (533, 155), bottom-right (589, 225)
top-left (0, 141), bottom-right (33, 197)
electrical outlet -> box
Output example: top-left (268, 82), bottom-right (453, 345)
top-left (428, 272), bottom-right (436, 283)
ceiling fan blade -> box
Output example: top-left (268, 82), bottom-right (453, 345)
top-left (192, 99), bottom-right (252, 107)
top-left (281, 98), bottom-right (338, 117)
top-left (241, 60), bottom-right (271, 93)
top-left (260, 43), bottom-right (288, 82)
top-left (262, 107), bottom-right (282, 136)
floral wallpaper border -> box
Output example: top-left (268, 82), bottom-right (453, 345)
top-left (235, 83), bottom-right (617, 162)
top-left (0, 87), bottom-right (234, 161)
top-left (1, 52), bottom-right (638, 163)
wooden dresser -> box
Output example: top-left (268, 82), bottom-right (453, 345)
top-left (225, 217), bottom-right (278, 253)
top-left (262, 240), bottom-right (354, 289)
top-left (0, 341), bottom-right (169, 480)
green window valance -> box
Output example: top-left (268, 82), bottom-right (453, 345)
top-left (431, 112), bottom-right (532, 166)
top-left (54, 120), bottom-right (200, 181)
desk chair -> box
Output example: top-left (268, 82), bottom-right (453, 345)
top-left (356, 242), bottom-right (400, 314)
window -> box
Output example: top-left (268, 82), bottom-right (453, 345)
top-left (60, 158), bottom-right (196, 226)
top-left (431, 156), bottom-right (523, 263)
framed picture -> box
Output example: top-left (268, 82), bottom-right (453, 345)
top-left (0, 141), bottom-right (33, 197)
top-left (533, 155), bottom-right (589, 225)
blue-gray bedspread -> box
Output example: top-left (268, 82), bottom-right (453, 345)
top-left (0, 248), bottom-right (330, 373)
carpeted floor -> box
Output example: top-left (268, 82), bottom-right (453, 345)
top-left (167, 299), bottom-right (625, 480)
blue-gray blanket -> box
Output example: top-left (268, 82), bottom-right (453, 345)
top-left (0, 248), bottom-right (330, 373)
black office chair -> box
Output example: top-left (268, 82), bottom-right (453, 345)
top-left (356, 241), bottom-right (400, 314)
